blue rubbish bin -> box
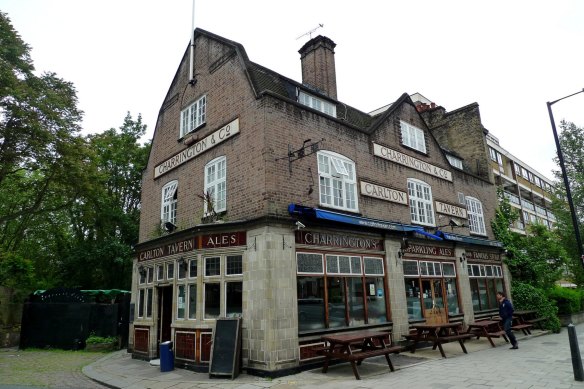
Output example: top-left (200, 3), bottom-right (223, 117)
top-left (159, 341), bottom-right (174, 372)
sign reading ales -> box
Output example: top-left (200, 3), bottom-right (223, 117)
top-left (402, 243), bottom-right (454, 257)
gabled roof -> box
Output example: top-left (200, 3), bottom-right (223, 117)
top-left (193, 28), bottom-right (375, 131)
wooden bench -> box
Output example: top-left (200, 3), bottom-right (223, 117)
top-left (526, 317), bottom-right (546, 330)
top-left (511, 323), bottom-right (533, 335)
top-left (318, 345), bottom-right (404, 379)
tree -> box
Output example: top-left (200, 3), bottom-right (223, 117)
top-left (57, 114), bottom-right (150, 289)
top-left (552, 120), bottom-right (584, 285)
top-left (0, 12), bottom-right (87, 296)
top-left (492, 188), bottom-right (565, 289)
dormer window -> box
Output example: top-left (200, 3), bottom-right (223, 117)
top-left (400, 121), bottom-right (426, 153)
top-left (446, 154), bottom-right (463, 169)
top-left (298, 90), bottom-right (336, 117)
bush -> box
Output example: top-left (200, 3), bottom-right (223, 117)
top-left (547, 286), bottom-right (583, 315)
top-left (511, 282), bottom-right (561, 333)
top-left (85, 334), bottom-right (118, 345)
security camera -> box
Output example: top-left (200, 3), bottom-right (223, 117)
top-left (295, 221), bottom-right (306, 230)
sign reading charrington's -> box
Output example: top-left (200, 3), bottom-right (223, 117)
top-left (373, 143), bottom-right (452, 182)
top-left (154, 118), bottom-right (239, 178)
top-left (296, 231), bottom-right (384, 251)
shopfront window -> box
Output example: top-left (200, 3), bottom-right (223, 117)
top-left (403, 259), bottom-right (460, 321)
top-left (296, 252), bottom-right (387, 332)
top-left (226, 281), bottom-right (242, 317)
top-left (177, 285), bottom-right (186, 319)
top-left (468, 264), bottom-right (504, 311)
top-left (204, 283), bottom-right (220, 319)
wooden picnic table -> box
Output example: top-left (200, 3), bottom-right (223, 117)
top-left (410, 322), bottom-right (474, 358)
top-left (319, 330), bottom-right (404, 380)
top-left (466, 319), bottom-right (509, 347)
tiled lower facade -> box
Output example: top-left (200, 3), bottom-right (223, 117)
top-left (129, 222), bottom-right (506, 376)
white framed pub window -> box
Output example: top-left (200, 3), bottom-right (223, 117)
top-left (180, 95), bottom-right (206, 137)
top-left (466, 196), bottom-right (486, 236)
top-left (204, 156), bottom-right (226, 214)
top-left (317, 151), bottom-right (358, 212)
top-left (161, 180), bottom-right (178, 226)
top-left (201, 254), bottom-right (244, 320)
top-left (407, 178), bottom-right (435, 226)
top-left (401, 121), bottom-right (426, 153)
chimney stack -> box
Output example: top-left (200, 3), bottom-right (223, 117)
top-left (298, 36), bottom-right (337, 100)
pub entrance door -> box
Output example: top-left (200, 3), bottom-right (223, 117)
top-left (156, 285), bottom-right (173, 356)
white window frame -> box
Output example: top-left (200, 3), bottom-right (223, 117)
top-left (204, 156), bottom-right (226, 214)
top-left (401, 121), bottom-right (426, 153)
top-left (317, 151), bottom-right (358, 212)
top-left (180, 95), bottom-right (206, 137)
top-left (446, 154), bottom-right (463, 169)
top-left (466, 196), bottom-right (486, 235)
top-left (407, 178), bottom-right (435, 226)
top-left (161, 180), bottom-right (178, 225)
top-left (298, 90), bottom-right (336, 117)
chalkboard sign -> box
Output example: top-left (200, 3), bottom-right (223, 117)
top-left (209, 317), bottom-right (241, 379)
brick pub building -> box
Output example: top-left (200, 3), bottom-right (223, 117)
top-left (130, 29), bottom-right (508, 376)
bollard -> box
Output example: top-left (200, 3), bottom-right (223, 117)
top-left (568, 324), bottom-right (584, 381)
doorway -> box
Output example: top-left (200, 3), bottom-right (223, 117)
top-left (156, 285), bottom-right (173, 356)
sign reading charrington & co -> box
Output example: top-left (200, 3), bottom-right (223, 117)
top-left (373, 143), bottom-right (452, 182)
top-left (154, 118), bottom-right (240, 178)
top-left (296, 231), bottom-right (384, 251)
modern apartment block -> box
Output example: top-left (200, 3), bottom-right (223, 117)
top-left (486, 133), bottom-right (556, 233)
top-left (130, 29), bottom-right (511, 376)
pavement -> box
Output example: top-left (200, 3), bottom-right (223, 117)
top-left (82, 323), bottom-right (584, 389)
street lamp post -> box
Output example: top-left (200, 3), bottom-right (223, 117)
top-left (547, 89), bottom-right (584, 267)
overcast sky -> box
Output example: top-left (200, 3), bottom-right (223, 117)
top-left (2, 0), bottom-right (584, 180)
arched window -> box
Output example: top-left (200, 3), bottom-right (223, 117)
top-left (407, 178), bottom-right (434, 226)
top-left (317, 151), bottom-right (358, 212)
top-left (466, 196), bottom-right (486, 235)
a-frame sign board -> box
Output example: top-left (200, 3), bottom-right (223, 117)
top-left (209, 317), bottom-right (241, 379)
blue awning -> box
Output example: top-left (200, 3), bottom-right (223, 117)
top-left (435, 230), bottom-right (503, 248)
top-left (288, 204), bottom-right (442, 240)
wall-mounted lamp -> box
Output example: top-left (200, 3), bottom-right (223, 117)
top-left (459, 253), bottom-right (467, 263)
top-left (164, 221), bottom-right (177, 233)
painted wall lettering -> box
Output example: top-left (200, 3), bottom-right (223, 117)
top-left (373, 143), bottom-right (452, 182)
top-left (154, 118), bottom-right (240, 178)
top-left (435, 201), bottom-right (468, 218)
top-left (360, 181), bottom-right (408, 205)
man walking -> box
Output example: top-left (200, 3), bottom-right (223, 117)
top-left (497, 291), bottom-right (518, 349)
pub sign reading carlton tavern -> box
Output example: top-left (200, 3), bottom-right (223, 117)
top-left (138, 231), bottom-right (246, 262)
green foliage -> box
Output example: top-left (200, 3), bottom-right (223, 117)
top-left (0, 14), bottom-right (150, 295)
top-left (85, 333), bottom-right (118, 345)
top-left (547, 286), bottom-right (583, 315)
top-left (511, 282), bottom-right (561, 333)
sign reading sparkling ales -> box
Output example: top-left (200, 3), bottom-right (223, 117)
top-left (402, 243), bottom-right (454, 257)
top-left (372, 143), bottom-right (452, 182)
top-left (435, 201), bottom-right (468, 218)
top-left (154, 118), bottom-right (240, 178)
top-left (296, 231), bottom-right (383, 251)
top-left (360, 181), bottom-right (408, 205)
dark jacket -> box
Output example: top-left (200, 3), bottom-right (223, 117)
top-left (499, 297), bottom-right (514, 320)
